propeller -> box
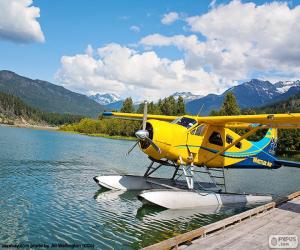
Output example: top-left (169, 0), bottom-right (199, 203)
top-left (126, 101), bottom-right (161, 156)
top-left (126, 141), bottom-right (139, 156)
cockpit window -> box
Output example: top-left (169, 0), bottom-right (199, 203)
top-left (191, 125), bottom-right (206, 136)
top-left (172, 117), bottom-right (197, 129)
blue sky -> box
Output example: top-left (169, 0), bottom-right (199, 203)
top-left (0, 0), bottom-right (212, 81)
top-left (1, 0), bottom-right (300, 100)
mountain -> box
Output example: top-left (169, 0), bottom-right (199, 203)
top-left (171, 92), bottom-right (203, 103)
top-left (0, 70), bottom-right (104, 117)
top-left (186, 79), bottom-right (300, 115)
top-left (104, 100), bottom-right (124, 111)
top-left (0, 91), bottom-right (83, 126)
top-left (89, 93), bottom-right (121, 105)
top-left (89, 93), bottom-right (124, 111)
top-left (274, 80), bottom-right (300, 94)
top-left (256, 91), bottom-right (300, 114)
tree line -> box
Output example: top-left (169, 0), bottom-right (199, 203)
top-left (60, 96), bottom-right (186, 136)
top-left (120, 96), bottom-right (185, 115)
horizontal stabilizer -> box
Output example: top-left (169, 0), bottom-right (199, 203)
top-left (274, 159), bottom-right (300, 168)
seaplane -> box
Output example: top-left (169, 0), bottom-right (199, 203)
top-left (94, 102), bottom-right (300, 209)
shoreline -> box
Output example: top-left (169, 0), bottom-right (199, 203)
top-left (0, 123), bottom-right (136, 141)
top-left (59, 130), bottom-right (137, 141)
top-left (0, 123), bottom-right (58, 131)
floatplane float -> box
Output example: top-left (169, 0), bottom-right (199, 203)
top-left (94, 102), bottom-right (300, 209)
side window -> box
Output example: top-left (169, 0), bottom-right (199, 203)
top-left (226, 134), bottom-right (242, 148)
top-left (209, 132), bottom-right (223, 146)
top-left (226, 135), bottom-right (233, 144)
top-left (191, 125), bottom-right (206, 136)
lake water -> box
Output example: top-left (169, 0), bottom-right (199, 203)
top-left (0, 126), bottom-right (300, 249)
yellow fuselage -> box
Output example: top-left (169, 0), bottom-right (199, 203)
top-left (141, 119), bottom-right (269, 168)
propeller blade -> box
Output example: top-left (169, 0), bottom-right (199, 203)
top-left (145, 136), bottom-right (161, 154)
top-left (142, 101), bottom-right (148, 130)
top-left (126, 141), bottom-right (139, 156)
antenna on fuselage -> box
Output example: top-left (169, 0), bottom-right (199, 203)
top-left (196, 104), bottom-right (204, 117)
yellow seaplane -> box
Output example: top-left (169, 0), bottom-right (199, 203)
top-left (94, 102), bottom-right (300, 209)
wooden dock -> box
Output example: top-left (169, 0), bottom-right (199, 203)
top-left (144, 191), bottom-right (300, 250)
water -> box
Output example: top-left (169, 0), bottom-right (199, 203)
top-left (0, 126), bottom-right (299, 249)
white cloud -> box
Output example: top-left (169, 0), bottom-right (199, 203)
top-left (0, 0), bottom-right (45, 43)
top-left (185, 0), bottom-right (300, 78)
top-left (142, 1), bottom-right (300, 80)
top-left (130, 25), bottom-right (140, 33)
top-left (161, 12), bottom-right (179, 25)
top-left (56, 43), bottom-right (231, 100)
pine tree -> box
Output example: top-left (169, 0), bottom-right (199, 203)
top-left (120, 97), bottom-right (134, 113)
top-left (168, 96), bottom-right (177, 115)
top-left (148, 102), bottom-right (158, 114)
top-left (157, 99), bottom-right (163, 114)
top-left (176, 96), bottom-right (185, 115)
top-left (160, 97), bottom-right (176, 115)
top-left (220, 92), bottom-right (241, 116)
top-left (137, 102), bottom-right (144, 114)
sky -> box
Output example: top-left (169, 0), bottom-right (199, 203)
top-left (0, 0), bottom-right (300, 101)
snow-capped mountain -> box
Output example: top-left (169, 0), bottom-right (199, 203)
top-left (89, 93), bottom-right (121, 105)
top-left (186, 79), bottom-right (300, 115)
top-left (274, 80), bottom-right (300, 94)
top-left (171, 92), bottom-right (203, 103)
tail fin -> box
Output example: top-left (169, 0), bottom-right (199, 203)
top-left (263, 128), bottom-right (278, 156)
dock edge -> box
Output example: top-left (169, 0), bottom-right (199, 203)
top-left (143, 191), bottom-right (300, 250)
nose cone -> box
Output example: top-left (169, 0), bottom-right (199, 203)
top-left (135, 130), bottom-right (149, 140)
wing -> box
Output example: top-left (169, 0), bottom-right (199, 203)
top-left (102, 112), bottom-right (177, 122)
top-left (102, 112), bottom-right (300, 129)
top-left (196, 113), bottom-right (300, 129)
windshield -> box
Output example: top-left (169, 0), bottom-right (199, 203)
top-left (171, 117), bottom-right (197, 129)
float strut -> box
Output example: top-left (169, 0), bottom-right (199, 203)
top-left (144, 161), bottom-right (163, 178)
top-left (171, 165), bottom-right (180, 180)
top-left (179, 156), bottom-right (194, 190)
